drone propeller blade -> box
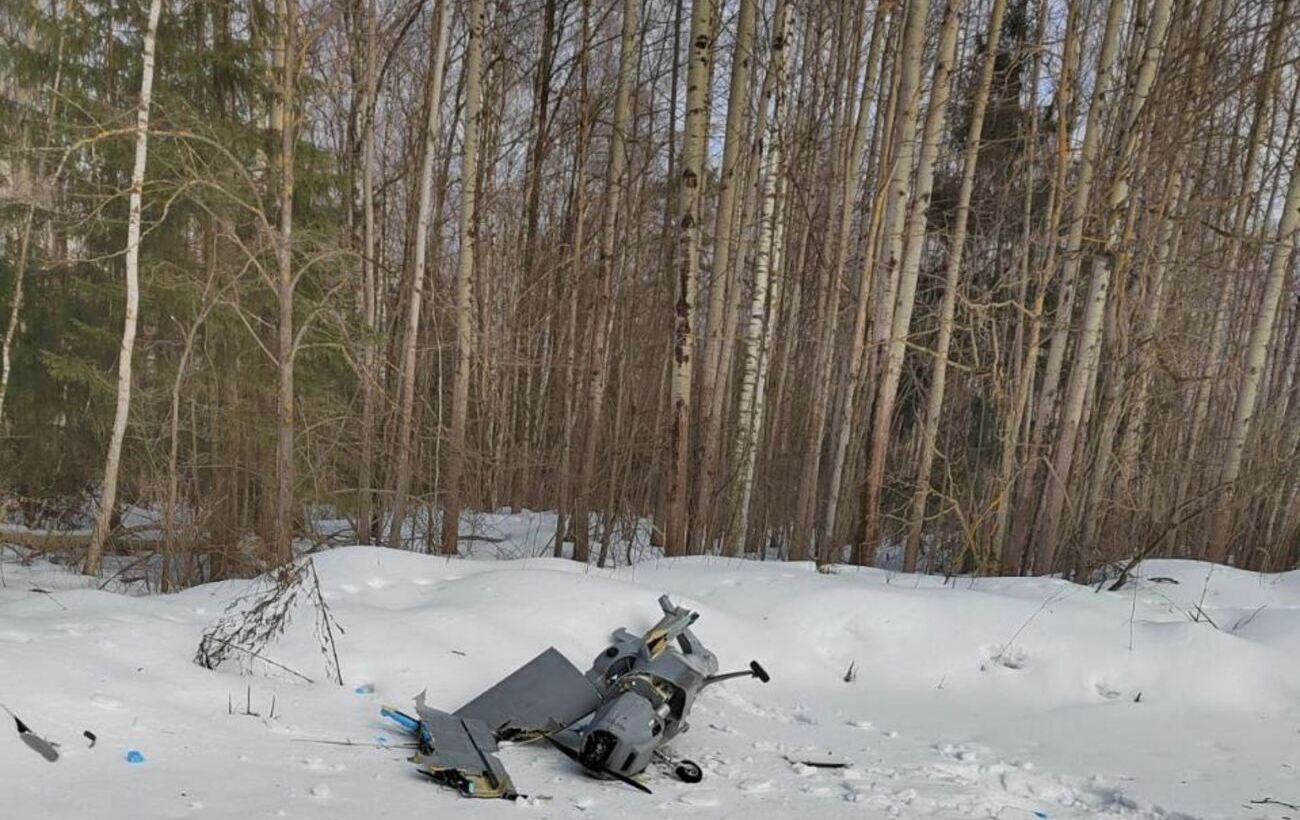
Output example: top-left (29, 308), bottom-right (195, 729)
top-left (543, 733), bottom-right (583, 762)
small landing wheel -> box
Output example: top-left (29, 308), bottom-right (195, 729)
top-left (674, 760), bottom-right (703, 783)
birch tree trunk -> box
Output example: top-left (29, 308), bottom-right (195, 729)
top-left (903, 0), bottom-right (1008, 572)
top-left (1075, 0), bottom-right (1173, 555)
top-left (1209, 128), bottom-right (1300, 563)
top-left (84, 0), bottom-right (164, 576)
top-left (732, 0), bottom-right (792, 557)
top-left (440, 0), bottom-right (487, 556)
top-left (388, 0), bottom-right (451, 548)
top-left (0, 214), bottom-right (33, 429)
top-left (1031, 0), bottom-right (1169, 574)
top-left (1176, 0), bottom-right (1288, 548)
top-left (354, 0), bottom-right (379, 545)
top-left (857, 0), bottom-right (960, 565)
top-left (694, 0), bottom-right (756, 551)
top-left (1116, 0), bottom-right (1216, 523)
top-left (664, 0), bottom-right (715, 556)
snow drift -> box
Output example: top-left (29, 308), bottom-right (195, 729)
top-left (1, 538), bottom-right (1298, 818)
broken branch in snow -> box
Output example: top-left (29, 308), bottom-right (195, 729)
top-left (195, 558), bottom-right (341, 684)
top-left (1250, 797), bottom-right (1300, 811)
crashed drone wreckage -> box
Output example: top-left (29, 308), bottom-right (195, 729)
top-left (381, 595), bottom-right (770, 798)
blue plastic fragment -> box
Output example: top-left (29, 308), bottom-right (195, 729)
top-left (125, 750), bottom-right (145, 764)
top-left (1033, 812), bottom-right (1048, 819)
top-left (354, 683), bottom-right (375, 694)
top-left (380, 706), bottom-right (420, 734)
top-left (376, 735), bottom-right (389, 746)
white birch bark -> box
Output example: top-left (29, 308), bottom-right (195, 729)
top-left (441, 0), bottom-right (487, 556)
top-left (732, 0), bottom-right (792, 557)
top-left (388, 0), bottom-right (451, 548)
top-left (85, 0), bottom-right (164, 575)
top-left (1209, 127), bottom-right (1300, 562)
top-left (695, 0), bottom-right (757, 550)
top-left (1031, 0), bottom-right (1169, 574)
top-left (664, 0), bottom-right (714, 556)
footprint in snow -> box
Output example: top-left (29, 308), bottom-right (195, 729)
top-left (738, 779), bottom-right (775, 793)
top-left (936, 742), bottom-right (987, 762)
top-left (90, 693), bottom-right (125, 711)
top-left (678, 790), bottom-right (721, 806)
top-left (366, 578), bottom-right (389, 589)
top-left (982, 642), bottom-right (1030, 670)
top-left (0, 629), bottom-right (33, 643)
top-left (1094, 680), bottom-right (1123, 699)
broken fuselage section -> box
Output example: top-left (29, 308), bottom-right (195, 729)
top-left (386, 594), bottom-right (768, 798)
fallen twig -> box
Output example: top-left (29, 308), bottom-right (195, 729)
top-left (205, 636), bottom-right (314, 684)
top-left (1250, 797), bottom-right (1300, 811)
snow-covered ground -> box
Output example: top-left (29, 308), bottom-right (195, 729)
top-left (2, 527), bottom-right (1298, 818)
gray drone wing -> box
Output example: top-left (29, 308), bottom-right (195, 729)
top-left (412, 696), bottom-right (515, 798)
top-left (454, 647), bottom-right (601, 737)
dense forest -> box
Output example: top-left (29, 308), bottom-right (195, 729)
top-left (2, 0), bottom-right (1299, 584)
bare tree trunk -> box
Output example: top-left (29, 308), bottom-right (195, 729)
top-left (1209, 122), bottom-right (1300, 563)
top-left (694, 0), bottom-right (756, 553)
top-left (1, 16), bottom-right (65, 436)
top-left (732, 0), bottom-right (791, 557)
top-left (903, 0), bottom-right (1008, 572)
top-left (272, 0), bottom-right (299, 566)
top-left (354, 0), bottom-right (378, 545)
top-left (1005, 2), bottom-right (1084, 569)
top-left (555, 0), bottom-right (592, 560)
top-left (441, 0), bottom-right (487, 556)
top-left (664, 0), bottom-right (715, 556)
top-left (791, 0), bottom-right (868, 562)
top-left (1031, 0), bottom-right (1169, 574)
top-left (573, 0), bottom-right (638, 562)
top-left (388, 0), bottom-right (451, 548)
top-left (85, 0), bottom-right (164, 576)
top-left (1176, 0), bottom-right (1289, 549)
top-left (820, 1), bottom-right (892, 552)
top-left (858, 0), bottom-right (959, 565)
top-left (164, 231), bottom-right (220, 590)
top-left (0, 213), bottom-right (33, 429)
top-left (993, 0), bottom-right (1056, 571)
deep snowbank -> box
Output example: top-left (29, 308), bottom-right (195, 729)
top-left (1, 545), bottom-right (1297, 818)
